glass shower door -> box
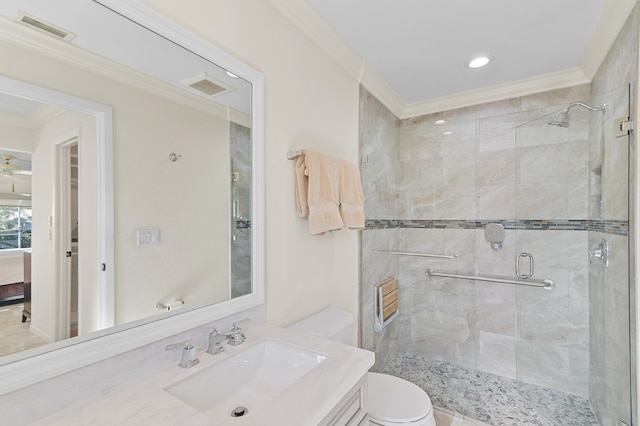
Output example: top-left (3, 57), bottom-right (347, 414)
top-left (514, 85), bottom-right (631, 425)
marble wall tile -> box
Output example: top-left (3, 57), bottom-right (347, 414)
top-left (601, 127), bottom-right (630, 221)
top-left (477, 331), bottom-right (516, 378)
top-left (475, 149), bottom-right (515, 187)
top-left (515, 119), bottom-right (570, 149)
top-left (516, 340), bottom-right (580, 396)
top-left (434, 186), bottom-right (477, 220)
top-left (401, 157), bottom-right (443, 191)
top-left (477, 108), bottom-right (539, 153)
top-left (360, 87), bottom-right (401, 135)
top-left (442, 154), bottom-right (476, 188)
top-left (515, 183), bottom-right (569, 219)
top-left (516, 230), bottom-right (587, 272)
top-left (476, 301), bottom-right (515, 337)
top-left (521, 84), bottom-right (591, 111)
top-left (477, 185), bottom-right (515, 220)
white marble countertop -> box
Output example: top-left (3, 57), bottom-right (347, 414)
top-left (30, 321), bottom-right (375, 426)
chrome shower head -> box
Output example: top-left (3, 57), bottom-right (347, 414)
top-left (548, 102), bottom-right (606, 128)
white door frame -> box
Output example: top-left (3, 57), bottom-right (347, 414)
top-left (54, 136), bottom-right (78, 340)
top-left (0, 76), bottom-right (114, 331)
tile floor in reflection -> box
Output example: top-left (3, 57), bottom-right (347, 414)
top-left (0, 302), bottom-right (47, 357)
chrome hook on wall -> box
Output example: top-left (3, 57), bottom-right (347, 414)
top-left (169, 152), bottom-right (182, 162)
top-left (589, 239), bottom-right (609, 268)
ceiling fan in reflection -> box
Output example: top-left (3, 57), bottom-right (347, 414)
top-left (0, 155), bottom-right (31, 193)
top-left (0, 155), bottom-right (30, 177)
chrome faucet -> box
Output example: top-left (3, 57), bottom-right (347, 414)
top-left (165, 339), bottom-right (199, 368)
top-left (206, 318), bottom-right (249, 355)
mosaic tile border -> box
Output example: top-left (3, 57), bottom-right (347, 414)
top-left (365, 219), bottom-right (628, 236)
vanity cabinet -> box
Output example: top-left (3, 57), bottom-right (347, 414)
top-left (319, 375), bottom-right (368, 426)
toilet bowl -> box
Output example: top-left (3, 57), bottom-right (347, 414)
top-left (287, 307), bottom-right (436, 426)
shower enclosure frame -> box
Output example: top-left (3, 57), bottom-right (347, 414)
top-left (514, 84), bottom-right (633, 426)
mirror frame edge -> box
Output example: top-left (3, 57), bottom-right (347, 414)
top-left (0, 0), bottom-right (265, 396)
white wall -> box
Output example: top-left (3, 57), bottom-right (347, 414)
top-left (0, 35), bottom-right (231, 332)
top-left (139, 0), bottom-right (362, 335)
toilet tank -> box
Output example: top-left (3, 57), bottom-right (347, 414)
top-left (287, 306), bottom-right (354, 345)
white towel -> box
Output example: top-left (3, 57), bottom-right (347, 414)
top-left (294, 150), bottom-right (344, 235)
top-left (294, 149), bottom-right (365, 235)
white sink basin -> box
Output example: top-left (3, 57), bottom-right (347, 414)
top-left (164, 338), bottom-right (327, 418)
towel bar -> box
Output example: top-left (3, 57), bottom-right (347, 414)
top-left (425, 269), bottom-right (555, 290)
top-left (374, 249), bottom-right (458, 259)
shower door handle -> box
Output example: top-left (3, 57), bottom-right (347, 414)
top-left (516, 252), bottom-right (534, 279)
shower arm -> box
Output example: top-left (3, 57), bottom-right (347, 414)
top-left (562, 102), bottom-right (606, 113)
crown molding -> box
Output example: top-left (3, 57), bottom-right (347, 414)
top-left (271, 0), bottom-right (635, 120)
top-left (0, 17), bottom-right (234, 122)
top-left (401, 68), bottom-right (590, 118)
top-left (359, 63), bottom-right (406, 118)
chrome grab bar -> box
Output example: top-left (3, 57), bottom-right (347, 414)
top-left (425, 269), bottom-right (555, 290)
top-left (373, 249), bottom-right (458, 259)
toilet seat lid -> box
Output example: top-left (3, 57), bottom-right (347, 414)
top-left (368, 372), bottom-right (433, 423)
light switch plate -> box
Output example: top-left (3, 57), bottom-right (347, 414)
top-left (137, 229), bottom-right (160, 246)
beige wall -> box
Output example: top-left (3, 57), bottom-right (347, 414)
top-left (0, 34), bottom-right (232, 334)
top-left (140, 0), bottom-right (362, 334)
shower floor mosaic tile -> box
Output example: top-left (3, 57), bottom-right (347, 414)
top-left (382, 352), bottom-right (600, 426)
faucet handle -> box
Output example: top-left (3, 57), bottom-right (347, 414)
top-left (165, 339), bottom-right (199, 368)
top-left (207, 327), bottom-right (225, 355)
top-left (232, 317), bottom-right (251, 330)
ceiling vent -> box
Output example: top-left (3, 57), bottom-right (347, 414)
top-left (15, 11), bottom-right (76, 41)
top-left (180, 73), bottom-right (235, 97)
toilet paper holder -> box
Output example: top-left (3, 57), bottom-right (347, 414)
top-left (374, 278), bottom-right (399, 333)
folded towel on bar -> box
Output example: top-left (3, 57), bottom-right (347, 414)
top-left (294, 149), bottom-right (365, 235)
top-left (339, 159), bottom-right (365, 230)
top-left (294, 149), bottom-right (344, 235)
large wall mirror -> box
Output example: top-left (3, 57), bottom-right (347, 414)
top-left (0, 0), bottom-right (264, 389)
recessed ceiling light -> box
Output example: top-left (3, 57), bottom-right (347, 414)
top-left (443, 131), bottom-right (453, 136)
top-left (465, 56), bottom-right (492, 69)
top-left (434, 119), bottom-right (446, 125)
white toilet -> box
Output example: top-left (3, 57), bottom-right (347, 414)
top-left (288, 307), bottom-right (436, 426)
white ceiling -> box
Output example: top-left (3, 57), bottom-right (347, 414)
top-left (299, 0), bottom-right (633, 116)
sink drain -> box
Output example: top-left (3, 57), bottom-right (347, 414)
top-left (231, 406), bottom-right (249, 417)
